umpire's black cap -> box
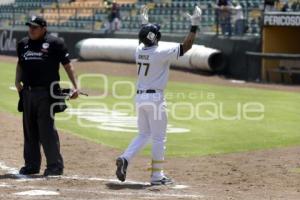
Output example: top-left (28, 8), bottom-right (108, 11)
top-left (26, 16), bottom-right (47, 27)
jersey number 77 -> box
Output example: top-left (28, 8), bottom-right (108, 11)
top-left (137, 62), bottom-right (150, 76)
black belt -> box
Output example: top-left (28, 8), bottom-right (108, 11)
top-left (137, 89), bottom-right (156, 94)
top-left (23, 86), bottom-right (49, 91)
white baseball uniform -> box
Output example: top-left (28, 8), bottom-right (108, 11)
top-left (121, 42), bottom-right (181, 181)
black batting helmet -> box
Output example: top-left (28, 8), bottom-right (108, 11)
top-left (138, 23), bottom-right (161, 46)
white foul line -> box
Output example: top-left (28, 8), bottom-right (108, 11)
top-left (0, 161), bottom-right (28, 179)
top-left (5, 184), bottom-right (203, 199)
top-left (0, 161), bottom-right (147, 185)
top-left (0, 161), bottom-right (204, 199)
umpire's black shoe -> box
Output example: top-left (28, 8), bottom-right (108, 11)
top-left (19, 166), bottom-right (40, 175)
top-left (43, 167), bottom-right (63, 176)
top-left (116, 157), bottom-right (128, 182)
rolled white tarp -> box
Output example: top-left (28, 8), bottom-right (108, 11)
top-left (75, 38), bottom-right (225, 72)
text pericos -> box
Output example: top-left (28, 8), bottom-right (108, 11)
top-left (264, 15), bottom-right (300, 26)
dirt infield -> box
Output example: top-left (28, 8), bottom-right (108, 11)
top-left (1, 112), bottom-right (300, 200)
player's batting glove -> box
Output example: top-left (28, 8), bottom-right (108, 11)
top-left (185, 6), bottom-right (202, 26)
top-left (140, 5), bottom-right (149, 25)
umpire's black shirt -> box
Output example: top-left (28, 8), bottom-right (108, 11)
top-left (17, 33), bottom-right (70, 87)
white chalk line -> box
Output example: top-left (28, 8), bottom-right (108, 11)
top-left (2, 182), bottom-right (203, 199)
top-left (0, 161), bottom-right (186, 187)
top-left (0, 182), bottom-right (13, 188)
top-left (0, 161), bottom-right (204, 199)
top-left (0, 161), bottom-right (147, 184)
top-left (5, 184), bottom-right (204, 199)
top-left (0, 161), bottom-right (28, 179)
top-left (19, 185), bottom-right (204, 199)
top-left (14, 190), bottom-right (60, 196)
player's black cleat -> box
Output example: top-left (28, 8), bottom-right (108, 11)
top-left (43, 167), bottom-right (63, 176)
top-left (19, 166), bottom-right (40, 175)
top-left (116, 157), bottom-right (128, 182)
top-left (151, 176), bottom-right (173, 186)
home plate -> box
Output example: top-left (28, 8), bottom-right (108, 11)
top-left (14, 190), bottom-right (60, 196)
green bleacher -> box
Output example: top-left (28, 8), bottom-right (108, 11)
top-left (0, 0), bottom-right (57, 28)
top-left (0, 0), bottom-right (270, 35)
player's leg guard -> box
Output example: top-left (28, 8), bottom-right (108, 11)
top-left (150, 160), bottom-right (173, 185)
top-left (148, 100), bottom-right (168, 181)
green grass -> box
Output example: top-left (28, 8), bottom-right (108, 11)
top-left (290, 168), bottom-right (300, 173)
top-left (1, 61), bottom-right (300, 157)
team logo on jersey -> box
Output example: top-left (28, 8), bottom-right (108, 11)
top-left (23, 50), bottom-right (43, 60)
top-left (42, 43), bottom-right (49, 49)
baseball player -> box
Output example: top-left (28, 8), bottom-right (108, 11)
top-left (116, 5), bottom-right (202, 185)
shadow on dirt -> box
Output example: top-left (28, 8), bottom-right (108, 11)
top-left (0, 174), bottom-right (44, 180)
top-left (106, 182), bottom-right (152, 190)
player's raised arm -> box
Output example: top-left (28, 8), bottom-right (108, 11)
top-left (182, 6), bottom-right (202, 55)
top-left (138, 5), bottom-right (149, 44)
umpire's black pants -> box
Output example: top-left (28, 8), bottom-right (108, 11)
top-left (22, 88), bottom-right (64, 170)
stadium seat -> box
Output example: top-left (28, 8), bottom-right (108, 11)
top-left (0, 0), bottom-right (267, 34)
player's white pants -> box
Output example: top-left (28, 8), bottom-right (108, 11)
top-left (121, 92), bottom-right (167, 179)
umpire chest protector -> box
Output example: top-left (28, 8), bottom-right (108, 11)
top-left (17, 33), bottom-right (70, 87)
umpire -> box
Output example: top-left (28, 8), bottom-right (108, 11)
top-left (14, 16), bottom-right (79, 176)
